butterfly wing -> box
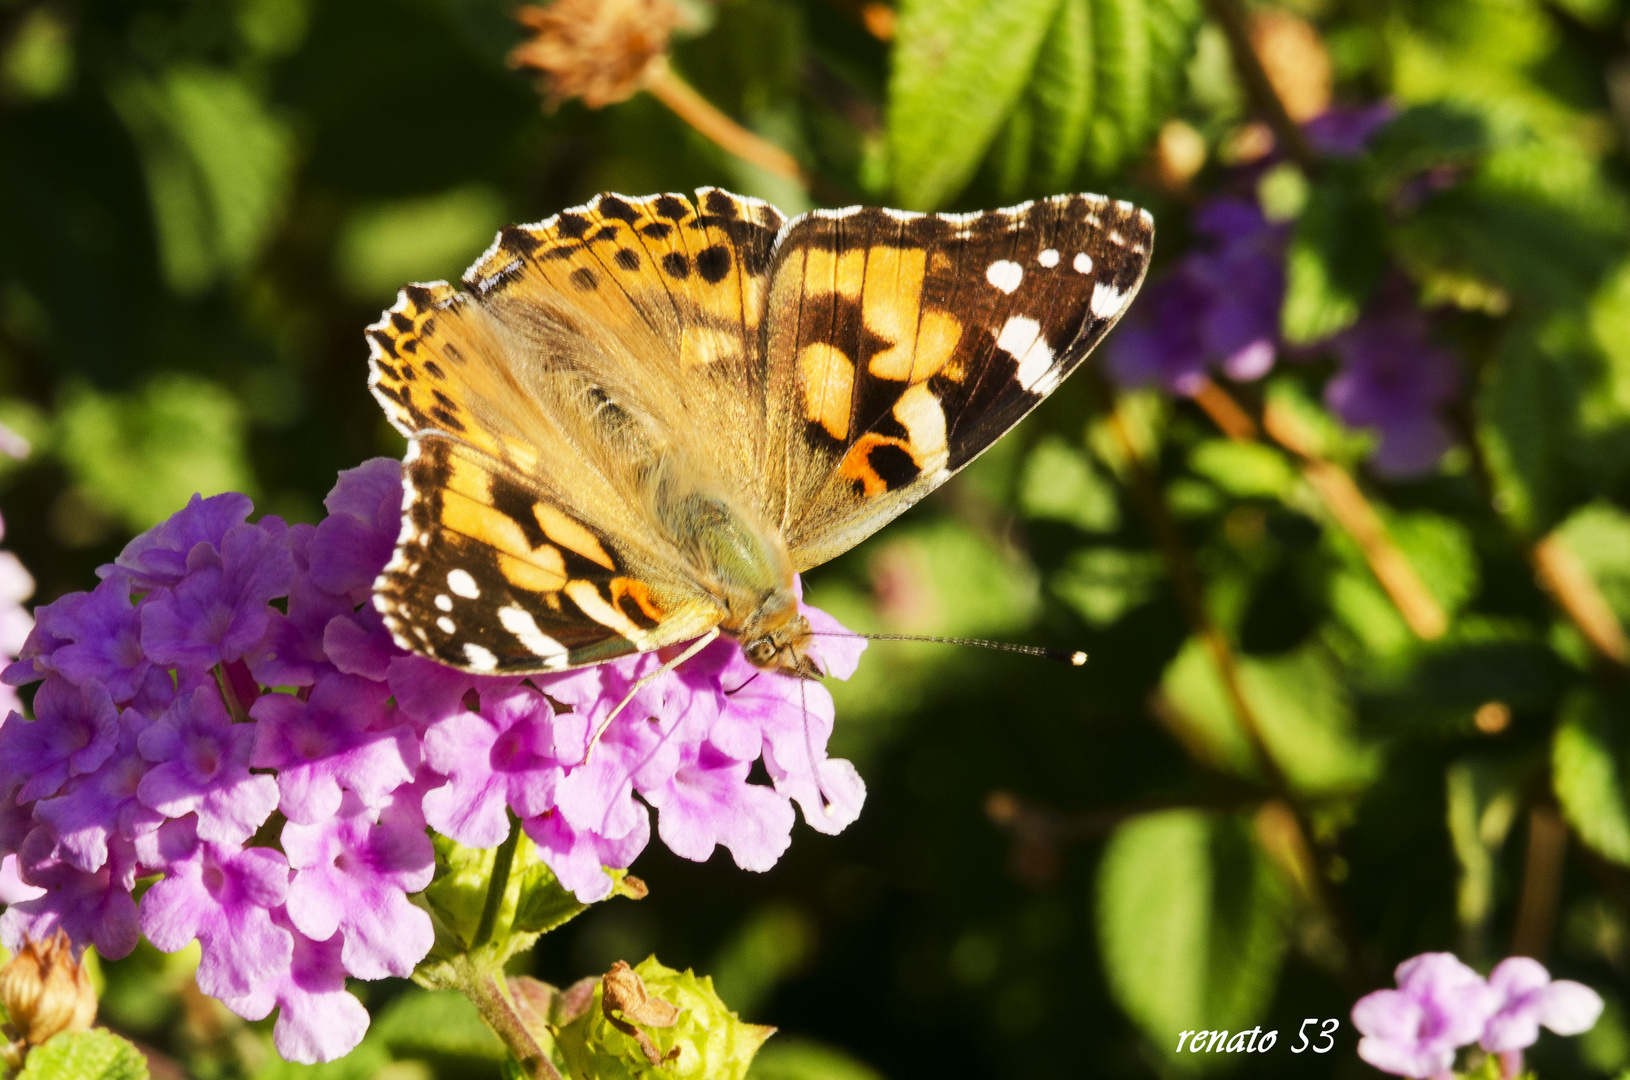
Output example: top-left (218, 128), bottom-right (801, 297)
top-left (366, 188), bottom-right (784, 673)
top-left (761, 195), bottom-right (1154, 570)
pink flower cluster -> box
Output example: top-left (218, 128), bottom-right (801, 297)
top-left (1352, 952), bottom-right (1603, 1079)
top-left (0, 460), bottom-right (866, 1063)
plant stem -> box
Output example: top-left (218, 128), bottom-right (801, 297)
top-left (1510, 804), bottom-right (1567, 960)
top-left (462, 968), bottom-right (565, 1080)
top-left (1530, 534), bottom-right (1630, 668)
top-left (1203, 0), bottom-right (1318, 170)
top-left (474, 814), bottom-right (523, 951)
top-left (644, 61), bottom-right (805, 184)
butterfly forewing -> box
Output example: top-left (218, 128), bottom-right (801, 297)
top-left (764, 195), bottom-right (1153, 570)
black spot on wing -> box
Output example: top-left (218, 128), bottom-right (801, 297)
top-left (556, 213), bottom-right (591, 239)
top-left (695, 244), bottom-right (731, 283)
top-left (661, 252), bottom-right (690, 279)
top-left (598, 195), bottom-right (638, 222)
top-left (654, 195), bottom-right (689, 221)
top-left (869, 443), bottom-right (919, 491)
top-left (614, 248), bottom-right (641, 271)
top-left (569, 267), bottom-right (598, 290)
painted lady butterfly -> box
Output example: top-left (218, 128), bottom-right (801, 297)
top-left (366, 189), bottom-right (1152, 677)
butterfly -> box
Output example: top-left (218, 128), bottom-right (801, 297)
top-left (366, 188), bottom-right (1152, 678)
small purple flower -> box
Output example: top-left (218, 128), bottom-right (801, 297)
top-left (2, 589), bottom-right (80, 688)
top-left (1326, 290), bottom-right (1459, 478)
top-left (1305, 102), bottom-right (1397, 158)
top-left (137, 685), bottom-right (279, 844)
top-left (138, 821), bottom-right (293, 999)
top-left (41, 571), bottom-right (149, 703)
top-left (641, 740), bottom-right (795, 871)
top-left (141, 522), bottom-right (296, 671)
top-left (308, 458), bottom-right (403, 601)
top-left (0, 547), bottom-right (33, 719)
top-left (1481, 956), bottom-right (1603, 1055)
top-left (110, 491), bottom-right (256, 590)
top-left (0, 676), bottom-right (121, 803)
top-left (0, 853), bottom-right (44, 905)
top-left (282, 791), bottom-right (434, 980)
top-left (1352, 952), bottom-right (1499, 1078)
top-left (250, 671), bottom-right (418, 823)
top-left (421, 684), bottom-right (584, 848)
top-left (218, 907), bottom-right (371, 1064)
top-left (523, 808), bottom-right (651, 903)
top-left (1, 827), bottom-right (140, 959)
top-left (248, 525), bottom-right (352, 689)
top-left (322, 604), bottom-right (401, 682)
top-left (34, 709), bottom-right (162, 871)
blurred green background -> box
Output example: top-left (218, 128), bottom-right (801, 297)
top-left (8, 0), bottom-right (1630, 1076)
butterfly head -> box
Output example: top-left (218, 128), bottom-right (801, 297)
top-left (736, 588), bottom-right (823, 680)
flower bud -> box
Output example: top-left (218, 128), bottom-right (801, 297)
top-left (557, 956), bottom-right (773, 1080)
top-left (0, 930), bottom-right (98, 1048)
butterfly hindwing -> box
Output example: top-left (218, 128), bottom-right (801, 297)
top-left (763, 195), bottom-right (1153, 570)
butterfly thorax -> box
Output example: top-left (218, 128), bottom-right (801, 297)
top-left (656, 486), bottom-right (819, 679)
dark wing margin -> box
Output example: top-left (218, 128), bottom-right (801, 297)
top-left (764, 194), bottom-right (1154, 569)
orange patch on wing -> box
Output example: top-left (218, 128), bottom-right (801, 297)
top-left (499, 550), bottom-right (568, 593)
top-left (532, 503), bottom-right (615, 569)
top-left (802, 246), bottom-right (866, 300)
top-left (609, 576), bottom-right (665, 622)
top-left (838, 432), bottom-right (911, 497)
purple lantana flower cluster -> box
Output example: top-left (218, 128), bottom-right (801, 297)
top-left (0, 459), bottom-right (866, 1063)
top-left (1107, 104), bottom-right (1460, 477)
top-left (1352, 952), bottom-right (1603, 1079)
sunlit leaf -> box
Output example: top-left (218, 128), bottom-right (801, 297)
top-left (1554, 689), bottom-right (1630, 866)
top-left (1096, 811), bottom-right (1290, 1060)
top-left (372, 988), bottom-right (508, 1062)
top-left (16, 1029), bottom-right (148, 1080)
top-left (1281, 169), bottom-right (1387, 345)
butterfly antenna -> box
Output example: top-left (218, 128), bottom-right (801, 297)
top-left (584, 628), bottom-right (720, 761)
top-left (808, 631), bottom-right (1086, 667)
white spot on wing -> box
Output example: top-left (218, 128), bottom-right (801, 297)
top-left (1091, 282), bottom-right (1128, 318)
top-left (437, 616), bottom-right (455, 634)
top-left (995, 316), bottom-right (1057, 392)
top-left (986, 260), bottom-right (1023, 294)
top-left (1108, 230), bottom-right (1126, 246)
top-left (448, 569), bottom-right (480, 598)
top-left (1073, 252), bottom-right (1093, 274)
top-left (498, 605), bottom-right (570, 665)
top-left (463, 643), bottom-right (497, 671)
top-left (434, 595), bottom-right (453, 612)
top-left (1038, 249), bottom-right (1060, 267)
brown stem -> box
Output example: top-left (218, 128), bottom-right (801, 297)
top-left (1530, 534), bottom-right (1630, 669)
top-left (1262, 399), bottom-right (1449, 641)
top-left (464, 969), bottom-right (564, 1080)
top-left (644, 62), bottom-right (805, 184)
top-left (1510, 805), bottom-right (1568, 961)
top-left (1108, 395), bottom-right (1371, 988)
top-left (1202, 0), bottom-right (1318, 170)
top-left (1191, 377), bottom-right (1259, 441)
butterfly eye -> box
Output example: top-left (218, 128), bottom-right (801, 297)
top-left (746, 639), bottom-right (776, 667)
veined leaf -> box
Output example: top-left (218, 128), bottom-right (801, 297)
top-left (888, 0), bottom-right (1063, 209)
top-left (1554, 689), bottom-right (1630, 866)
top-left (1281, 169), bottom-right (1387, 345)
top-left (16, 1029), bottom-right (148, 1080)
top-left (1029, 0), bottom-right (1094, 190)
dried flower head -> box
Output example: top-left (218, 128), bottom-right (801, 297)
top-left (0, 930), bottom-right (97, 1051)
top-left (511, 0), bottom-right (680, 109)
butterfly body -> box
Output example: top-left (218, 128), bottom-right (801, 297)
top-left (367, 189), bottom-right (1152, 677)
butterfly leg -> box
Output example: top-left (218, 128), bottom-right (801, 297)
top-left (584, 628), bottom-right (722, 760)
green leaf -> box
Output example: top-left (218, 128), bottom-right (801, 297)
top-left (556, 956), bottom-right (774, 1080)
top-left (888, 0), bottom-right (1063, 209)
top-left (1018, 435), bottom-right (1120, 533)
top-left (1086, 0), bottom-right (1202, 176)
top-left (16, 1029), bottom-right (148, 1080)
top-left (1362, 102), bottom-right (1493, 196)
top-left (250, 1037), bottom-right (391, 1080)
top-left (1554, 502), bottom-right (1630, 625)
top-left (110, 66), bottom-right (293, 294)
top-left (335, 185), bottom-right (508, 301)
top-left (372, 988), bottom-right (507, 1062)
top-left (1554, 689), bottom-right (1630, 866)
top-left (708, 903), bottom-right (815, 1017)
top-left (1281, 169), bottom-right (1387, 345)
top-left (56, 375), bottom-right (257, 533)
top-left (1027, 0), bottom-right (1094, 191)
top-left (1096, 811), bottom-right (1290, 1060)
top-left (1051, 547), bottom-right (1162, 627)
top-left (1187, 440), bottom-right (1296, 500)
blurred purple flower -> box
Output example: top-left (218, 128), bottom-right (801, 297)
top-left (137, 685), bottom-right (279, 844)
top-left (251, 671), bottom-right (418, 823)
top-left (1306, 102), bottom-right (1396, 157)
top-left (523, 808), bottom-right (651, 903)
top-left (1352, 953), bottom-right (1499, 1078)
top-left (1107, 198), bottom-right (1286, 394)
top-left (282, 791), bottom-right (433, 980)
top-left (219, 906), bottom-right (371, 1065)
top-left (0, 677), bottom-right (121, 803)
top-left (1326, 290), bottom-right (1459, 477)
top-left (138, 822), bottom-right (293, 999)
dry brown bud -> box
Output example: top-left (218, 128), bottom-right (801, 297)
top-left (1249, 9), bottom-right (1331, 123)
top-left (510, 0), bottom-right (680, 110)
top-left (0, 930), bottom-right (97, 1049)
top-left (601, 959), bottom-right (680, 1064)
top-left (1155, 118), bottom-right (1207, 190)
